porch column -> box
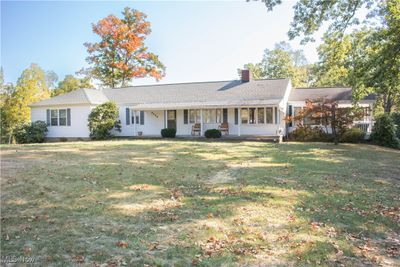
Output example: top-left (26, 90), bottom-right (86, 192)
top-left (164, 110), bottom-right (167, 128)
top-left (238, 107), bottom-right (241, 136)
top-left (200, 109), bottom-right (203, 136)
top-left (133, 110), bottom-right (137, 136)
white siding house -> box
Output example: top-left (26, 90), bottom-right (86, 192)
top-left (29, 70), bottom-right (376, 140)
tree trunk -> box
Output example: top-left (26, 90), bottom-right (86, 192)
top-left (331, 105), bottom-right (339, 145)
top-left (383, 93), bottom-right (393, 113)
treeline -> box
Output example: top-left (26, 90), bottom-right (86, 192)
top-left (246, 0), bottom-right (399, 114)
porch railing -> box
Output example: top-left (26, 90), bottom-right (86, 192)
top-left (353, 121), bottom-right (373, 134)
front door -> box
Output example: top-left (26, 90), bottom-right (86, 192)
top-left (167, 110), bottom-right (176, 129)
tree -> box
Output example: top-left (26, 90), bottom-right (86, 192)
top-left (362, 0), bottom-right (400, 113)
top-left (0, 68), bottom-right (15, 143)
top-left (312, 5), bottom-right (400, 112)
top-left (45, 70), bottom-right (58, 90)
top-left (52, 75), bottom-right (93, 96)
top-left (88, 102), bottom-right (121, 139)
top-left (312, 29), bottom-right (373, 90)
top-left (84, 7), bottom-right (165, 88)
top-left (258, 0), bottom-right (400, 113)
top-left (257, 0), bottom-right (381, 43)
top-left (242, 42), bottom-right (311, 87)
top-left (287, 99), bottom-right (362, 145)
top-left (1, 64), bottom-right (51, 143)
top-left (371, 113), bottom-right (400, 148)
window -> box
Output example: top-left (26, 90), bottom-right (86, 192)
top-left (51, 109), bottom-right (58, 126)
top-left (48, 108), bottom-right (70, 126)
top-left (304, 113), bottom-right (321, 125)
top-left (266, 107), bottom-right (273, 124)
top-left (189, 109), bottom-right (201, 123)
top-left (293, 107), bottom-right (302, 117)
top-left (131, 110), bottom-right (135, 124)
top-left (131, 110), bottom-right (144, 124)
top-left (257, 108), bottom-right (265, 124)
top-left (248, 108), bottom-right (256, 124)
top-left (203, 109), bottom-right (216, 123)
top-left (59, 109), bottom-right (67, 126)
top-left (216, 109), bottom-right (222, 123)
top-left (241, 108), bottom-right (248, 124)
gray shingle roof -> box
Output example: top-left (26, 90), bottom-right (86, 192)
top-left (102, 79), bottom-right (290, 105)
top-left (30, 79), bottom-right (290, 108)
top-left (30, 88), bottom-right (109, 107)
top-left (289, 87), bottom-right (377, 102)
top-left (289, 87), bottom-right (352, 101)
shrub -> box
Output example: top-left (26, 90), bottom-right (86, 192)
top-left (391, 112), bottom-right (400, 139)
top-left (204, 129), bottom-right (221, 138)
top-left (371, 114), bottom-right (400, 148)
top-left (289, 126), bottom-right (329, 142)
top-left (88, 102), bottom-right (121, 140)
top-left (14, 120), bottom-right (48, 143)
top-left (340, 128), bottom-right (365, 143)
top-left (161, 128), bottom-right (176, 138)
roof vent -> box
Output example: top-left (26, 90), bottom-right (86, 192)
top-left (241, 69), bottom-right (251, 82)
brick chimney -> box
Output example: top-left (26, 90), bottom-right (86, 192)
top-left (241, 69), bottom-right (251, 82)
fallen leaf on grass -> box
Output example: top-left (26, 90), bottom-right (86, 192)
top-left (386, 246), bottom-right (400, 257)
top-left (116, 241), bottom-right (128, 248)
top-left (170, 189), bottom-right (183, 201)
top-left (74, 255), bottom-right (85, 263)
top-left (147, 242), bottom-right (159, 251)
top-left (326, 227), bottom-right (337, 238)
top-left (23, 246), bottom-right (31, 254)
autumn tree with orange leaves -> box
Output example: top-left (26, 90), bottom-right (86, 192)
top-left (286, 99), bottom-right (363, 145)
top-left (84, 7), bottom-right (165, 88)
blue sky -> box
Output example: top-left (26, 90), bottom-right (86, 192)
top-left (1, 0), bottom-right (322, 86)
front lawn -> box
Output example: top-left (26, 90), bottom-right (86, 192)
top-left (1, 140), bottom-right (399, 266)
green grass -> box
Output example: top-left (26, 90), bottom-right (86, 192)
top-left (1, 140), bottom-right (399, 266)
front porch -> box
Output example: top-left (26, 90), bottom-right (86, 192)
top-left (120, 106), bottom-right (285, 138)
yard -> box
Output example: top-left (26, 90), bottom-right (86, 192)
top-left (1, 140), bottom-right (399, 266)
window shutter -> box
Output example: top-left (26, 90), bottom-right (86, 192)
top-left (288, 105), bottom-right (292, 127)
top-left (223, 109), bottom-right (228, 123)
top-left (46, 109), bottom-right (50, 126)
top-left (67, 108), bottom-right (71, 126)
top-left (183, 110), bottom-right (188, 124)
top-left (234, 108), bottom-right (238, 125)
top-left (274, 107), bottom-right (278, 124)
top-left (140, 111), bottom-right (144, 125)
top-left (126, 108), bottom-right (130, 125)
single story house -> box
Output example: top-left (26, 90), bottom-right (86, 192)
top-left (30, 70), bottom-right (376, 139)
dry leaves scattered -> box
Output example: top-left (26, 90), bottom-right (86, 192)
top-left (170, 189), bottom-right (183, 201)
top-left (200, 236), bottom-right (228, 257)
top-left (116, 240), bottom-right (128, 248)
top-left (74, 255), bottom-right (85, 264)
top-left (326, 227), bottom-right (337, 238)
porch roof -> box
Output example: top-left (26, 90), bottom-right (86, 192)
top-left (129, 99), bottom-right (282, 110)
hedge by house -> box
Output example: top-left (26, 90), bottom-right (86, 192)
top-left (14, 120), bottom-right (48, 143)
top-left (340, 128), bottom-right (365, 143)
top-left (204, 129), bottom-right (221, 138)
top-left (161, 128), bottom-right (176, 138)
top-left (88, 102), bottom-right (121, 140)
top-left (289, 126), bottom-right (330, 142)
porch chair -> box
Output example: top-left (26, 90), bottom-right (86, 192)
top-left (192, 123), bottom-right (201, 136)
top-left (218, 122), bottom-right (229, 135)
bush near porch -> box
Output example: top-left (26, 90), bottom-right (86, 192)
top-left (1, 140), bottom-right (399, 266)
